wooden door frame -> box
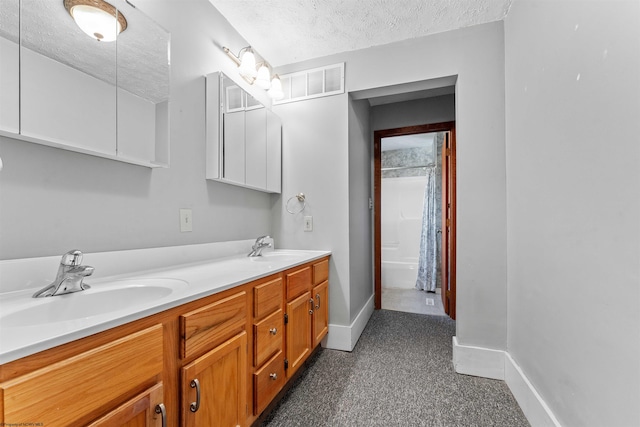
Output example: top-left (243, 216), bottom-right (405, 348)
top-left (373, 122), bottom-right (456, 313)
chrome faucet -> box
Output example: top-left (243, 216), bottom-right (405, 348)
top-left (33, 250), bottom-right (94, 298)
top-left (248, 235), bottom-right (272, 257)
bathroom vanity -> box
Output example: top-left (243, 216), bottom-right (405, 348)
top-left (0, 247), bottom-right (330, 427)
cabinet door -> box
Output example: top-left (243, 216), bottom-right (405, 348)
top-left (286, 291), bottom-right (312, 378)
top-left (312, 280), bottom-right (329, 348)
top-left (181, 332), bottom-right (247, 427)
top-left (87, 383), bottom-right (164, 427)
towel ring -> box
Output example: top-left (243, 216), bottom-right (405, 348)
top-left (286, 193), bottom-right (306, 214)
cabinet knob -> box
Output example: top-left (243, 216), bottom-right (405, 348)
top-left (270, 373), bottom-right (278, 380)
top-left (269, 327), bottom-right (277, 335)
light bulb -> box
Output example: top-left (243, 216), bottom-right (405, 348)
top-left (255, 64), bottom-right (272, 90)
top-left (268, 75), bottom-right (284, 100)
top-left (238, 49), bottom-right (257, 79)
top-left (70, 4), bottom-right (122, 42)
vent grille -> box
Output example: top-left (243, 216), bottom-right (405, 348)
top-left (274, 63), bottom-right (345, 105)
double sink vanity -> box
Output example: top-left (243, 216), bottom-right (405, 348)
top-left (0, 242), bottom-right (330, 426)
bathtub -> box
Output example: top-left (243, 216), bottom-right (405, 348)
top-left (381, 258), bottom-right (419, 289)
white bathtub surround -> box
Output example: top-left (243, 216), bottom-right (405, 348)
top-left (0, 241), bottom-right (330, 364)
top-left (381, 175), bottom-right (426, 289)
top-left (453, 337), bottom-right (561, 427)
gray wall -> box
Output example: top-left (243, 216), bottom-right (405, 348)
top-left (0, 0), bottom-right (273, 261)
top-left (348, 97), bottom-right (373, 321)
top-left (273, 22), bottom-right (507, 351)
top-left (505, 1), bottom-right (640, 426)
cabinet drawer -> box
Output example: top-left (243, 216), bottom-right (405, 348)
top-left (285, 266), bottom-right (312, 301)
top-left (313, 258), bottom-right (329, 285)
top-left (253, 351), bottom-right (285, 415)
top-left (0, 325), bottom-right (163, 426)
top-left (180, 291), bottom-right (247, 359)
top-left (254, 276), bottom-right (283, 320)
top-left (254, 309), bottom-right (284, 367)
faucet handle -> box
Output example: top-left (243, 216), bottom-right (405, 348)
top-left (60, 250), bottom-right (83, 266)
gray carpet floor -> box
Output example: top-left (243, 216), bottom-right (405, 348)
top-left (261, 310), bottom-right (529, 427)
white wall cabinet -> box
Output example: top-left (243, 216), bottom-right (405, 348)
top-left (0, 0), bottom-right (170, 168)
top-left (205, 71), bottom-right (282, 193)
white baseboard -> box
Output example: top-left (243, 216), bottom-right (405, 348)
top-left (452, 337), bottom-right (562, 426)
top-left (452, 337), bottom-right (505, 380)
top-left (505, 353), bottom-right (562, 427)
top-left (324, 295), bottom-right (375, 351)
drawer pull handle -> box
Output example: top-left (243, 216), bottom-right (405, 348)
top-left (269, 327), bottom-right (277, 335)
top-left (270, 373), bottom-right (278, 380)
top-left (155, 403), bottom-right (167, 427)
top-left (315, 294), bottom-right (321, 310)
top-left (309, 298), bottom-right (314, 315)
top-left (190, 379), bottom-right (201, 413)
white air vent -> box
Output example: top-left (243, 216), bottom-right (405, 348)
top-left (274, 63), bottom-right (344, 105)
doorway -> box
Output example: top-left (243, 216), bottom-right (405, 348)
top-left (374, 122), bottom-right (456, 319)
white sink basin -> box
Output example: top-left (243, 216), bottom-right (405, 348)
top-left (1, 278), bottom-right (188, 327)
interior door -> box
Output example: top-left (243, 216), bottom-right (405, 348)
top-left (441, 130), bottom-right (456, 319)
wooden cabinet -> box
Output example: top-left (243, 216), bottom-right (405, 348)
top-left (0, 325), bottom-right (164, 426)
top-left (312, 280), bottom-right (329, 347)
top-left (87, 383), bottom-right (165, 427)
top-left (284, 257), bottom-right (329, 379)
top-left (181, 332), bottom-right (247, 427)
top-left (251, 276), bottom-right (285, 415)
top-left (0, 255), bottom-right (329, 427)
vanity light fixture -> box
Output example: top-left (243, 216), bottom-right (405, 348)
top-left (64, 0), bottom-right (127, 42)
top-left (223, 45), bottom-right (284, 100)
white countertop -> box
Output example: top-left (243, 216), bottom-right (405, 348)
top-left (0, 249), bottom-right (330, 364)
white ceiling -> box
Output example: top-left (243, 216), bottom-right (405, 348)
top-left (208, 0), bottom-right (513, 67)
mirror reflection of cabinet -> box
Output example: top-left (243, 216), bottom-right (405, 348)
top-left (0, 0), bottom-right (170, 168)
top-left (206, 72), bottom-right (282, 194)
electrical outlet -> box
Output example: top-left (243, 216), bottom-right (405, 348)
top-left (179, 209), bottom-right (192, 232)
top-left (304, 216), bottom-right (313, 232)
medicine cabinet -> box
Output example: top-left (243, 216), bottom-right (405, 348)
top-left (0, 0), bottom-right (170, 168)
top-left (205, 72), bottom-right (282, 194)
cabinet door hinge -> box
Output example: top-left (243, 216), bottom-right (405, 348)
top-left (284, 359), bottom-right (289, 370)
top-left (284, 313), bottom-right (288, 324)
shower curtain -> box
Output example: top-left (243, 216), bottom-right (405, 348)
top-left (416, 166), bottom-right (438, 292)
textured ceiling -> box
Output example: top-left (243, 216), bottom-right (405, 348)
top-left (208, 0), bottom-right (513, 67)
top-left (0, 0), bottom-right (169, 103)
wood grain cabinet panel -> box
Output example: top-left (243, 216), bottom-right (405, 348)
top-left (87, 382), bottom-right (165, 427)
top-left (253, 277), bottom-right (283, 320)
top-left (312, 280), bottom-right (329, 348)
top-left (181, 332), bottom-right (247, 427)
top-left (285, 266), bottom-right (311, 300)
top-left (253, 351), bottom-right (285, 415)
top-left (253, 309), bottom-right (284, 367)
top-left (180, 291), bottom-right (247, 359)
top-left (285, 291), bottom-right (312, 378)
top-left (313, 259), bottom-right (329, 285)
top-left (0, 325), bottom-right (163, 426)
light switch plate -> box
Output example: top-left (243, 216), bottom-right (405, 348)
top-left (304, 216), bottom-right (313, 232)
top-left (180, 209), bottom-right (193, 232)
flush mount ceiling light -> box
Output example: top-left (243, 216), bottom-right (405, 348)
top-left (64, 0), bottom-right (127, 42)
top-left (223, 45), bottom-right (284, 100)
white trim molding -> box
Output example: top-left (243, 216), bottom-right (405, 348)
top-left (505, 353), bottom-right (562, 427)
top-left (324, 294), bottom-right (375, 351)
top-left (452, 337), bottom-right (562, 427)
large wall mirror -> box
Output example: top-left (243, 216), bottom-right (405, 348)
top-left (0, 0), bottom-right (170, 168)
top-left (206, 72), bottom-right (282, 194)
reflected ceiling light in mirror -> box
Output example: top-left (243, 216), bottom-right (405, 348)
top-left (64, 0), bottom-right (127, 42)
top-left (223, 45), bottom-right (283, 100)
